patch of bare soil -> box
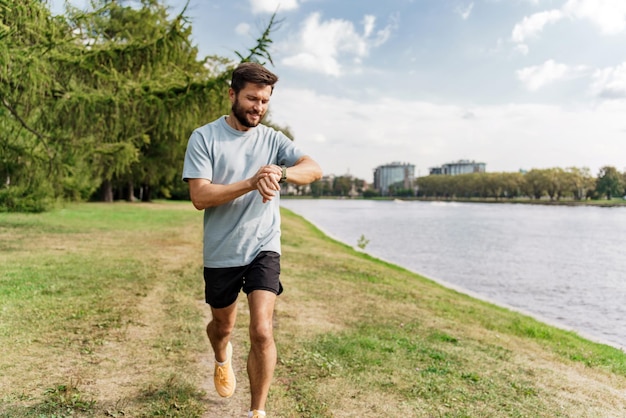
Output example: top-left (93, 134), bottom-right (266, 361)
top-left (197, 299), bottom-right (253, 418)
top-left (72, 214), bottom-right (264, 417)
top-left (89, 280), bottom-right (170, 412)
top-left (91, 284), bottom-right (252, 417)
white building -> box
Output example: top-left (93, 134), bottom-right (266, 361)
top-left (373, 162), bottom-right (415, 196)
top-left (429, 160), bottom-right (486, 176)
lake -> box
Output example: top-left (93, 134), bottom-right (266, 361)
top-left (280, 199), bottom-right (626, 350)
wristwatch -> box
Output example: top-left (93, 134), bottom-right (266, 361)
top-left (279, 165), bottom-right (287, 184)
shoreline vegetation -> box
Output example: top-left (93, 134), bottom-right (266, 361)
top-left (414, 197), bottom-right (626, 207)
top-left (284, 195), bottom-right (626, 207)
top-left (1, 202), bottom-right (625, 417)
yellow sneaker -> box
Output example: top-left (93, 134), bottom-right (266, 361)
top-left (214, 341), bottom-right (236, 397)
top-left (250, 411), bottom-right (266, 418)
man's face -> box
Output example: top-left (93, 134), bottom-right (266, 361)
top-left (230, 82), bottom-right (272, 128)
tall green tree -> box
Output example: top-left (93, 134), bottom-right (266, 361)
top-left (544, 168), bottom-right (564, 201)
top-left (500, 172), bottom-right (523, 199)
top-left (564, 167), bottom-right (593, 200)
top-left (59, 3), bottom-right (285, 202)
top-left (521, 169), bottom-right (548, 200)
top-left (52, 0), bottom-right (232, 202)
top-left (332, 176), bottom-right (352, 196)
top-left (0, 0), bottom-right (78, 211)
top-left (596, 166), bottom-right (623, 200)
top-left (1, 1), bottom-right (287, 209)
top-left (309, 179), bottom-right (328, 197)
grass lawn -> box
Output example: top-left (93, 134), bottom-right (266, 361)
top-left (1, 201), bottom-right (625, 417)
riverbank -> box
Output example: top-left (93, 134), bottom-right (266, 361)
top-left (417, 196), bottom-right (626, 207)
top-left (1, 202), bottom-right (625, 417)
top-left (285, 195), bottom-right (626, 207)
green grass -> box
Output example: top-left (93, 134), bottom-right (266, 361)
top-left (1, 202), bottom-right (625, 417)
top-left (0, 202), bottom-right (206, 417)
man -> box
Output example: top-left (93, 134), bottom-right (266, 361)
top-left (182, 62), bottom-right (322, 418)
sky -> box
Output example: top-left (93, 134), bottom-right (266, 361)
top-left (49, 0), bottom-right (626, 181)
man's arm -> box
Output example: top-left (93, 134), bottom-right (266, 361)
top-left (188, 165), bottom-right (282, 210)
top-left (283, 156), bottom-right (323, 185)
top-left (188, 156), bottom-right (322, 210)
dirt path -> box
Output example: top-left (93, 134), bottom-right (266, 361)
top-left (86, 207), bottom-right (256, 417)
top-left (197, 299), bottom-right (252, 418)
top-left (89, 280), bottom-right (170, 413)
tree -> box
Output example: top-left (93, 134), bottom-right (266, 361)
top-left (51, 0), bottom-right (232, 202)
top-left (564, 167), bottom-right (593, 200)
top-left (235, 11), bottom-right (281, 65)
top-left (500, 172), bottom-right (523, 199)
top-left (310, 178), bottom-right (331, 197)
top-left (473, 173), bottom-right (491, 199)
top-left (0, 0), bottom-right (80, 211)
top-left (57, 3), bottom-right (284, 202)
top-left (521, 169), bottom-right (548, 200)
top-left (331, 176), bottom-right (351, 196)
top-left (596, 166), bottom-right (623, 200)
top-left (545, 167), bottom-right (564, 201)
top-left (417, 174), bottom-right (453, 198)
top-left (452, 173), bottom-right (472, 198)
top-left (2, 0), bottom-right (283, 209)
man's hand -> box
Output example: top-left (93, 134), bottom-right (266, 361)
top-left (252, 165), bottom-right (282, 203)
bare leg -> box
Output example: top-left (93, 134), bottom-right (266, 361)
top-left (207, 301), bottom-right (238, 362)
top-left (247, 290), bottom-right (277, 412)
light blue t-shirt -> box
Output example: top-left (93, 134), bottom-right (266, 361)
top-left (182, 116), bottom-right (305, 268)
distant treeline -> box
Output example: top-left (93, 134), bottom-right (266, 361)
top-left (307, 166), bottom-right (626, 200)
top-left (415, 167), bottom-right (625, 201)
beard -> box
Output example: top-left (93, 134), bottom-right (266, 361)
top-left (232, 98), bottom-right (264, 128)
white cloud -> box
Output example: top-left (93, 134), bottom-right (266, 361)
top-left (514, 43), bottom-right (529, 55)
top-left (363, 15), bottom-right (376, 37)
top-left (563, 0), bottom-right (626, 34)
top-left (235, 23), bottom-right (251, 36)
top-left (511, 9), bottom-right (563, 43)
top-left (279, 12), bottom-right (393, 76)
top-left (591, 62), bottom-right (626, 98)
top-left (509, 1), bottom-right (626, 93)
top-left (516, 59), bottom-right (587, 91)
top-left (510, 0), bottom-right (626, 51)
top-left (456, 2), bottom-right (474, 20)
top-left (249, 0), bottom-right (299, 14)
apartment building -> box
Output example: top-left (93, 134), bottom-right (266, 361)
top-left (373, 162), bottom-right (415, 196)
top-left (429, 159), bottom-right (486, 175)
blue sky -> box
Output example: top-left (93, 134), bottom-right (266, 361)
top-left (50, 0), bottom-right (626, 181)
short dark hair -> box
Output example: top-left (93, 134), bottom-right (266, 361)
top-left (231, 62), bottom-right (279, 94)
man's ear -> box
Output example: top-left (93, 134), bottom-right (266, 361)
top-left (228, 88), bottom-right (236, 103)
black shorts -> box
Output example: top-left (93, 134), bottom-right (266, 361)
top-left (203, 251), bottom-right (283, 309)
